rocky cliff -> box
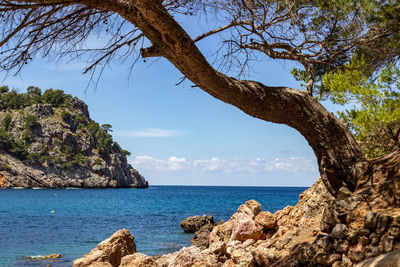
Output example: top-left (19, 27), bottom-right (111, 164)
top-left (0, 86), bottom-right (148, 188)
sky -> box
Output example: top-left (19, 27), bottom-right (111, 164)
top-left (0, 13), bottom-right (325, 187)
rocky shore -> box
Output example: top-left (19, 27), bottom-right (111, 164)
top-left (73, 150), bottom-right (400, 266)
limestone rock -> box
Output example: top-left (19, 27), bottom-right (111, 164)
top-left (235, 200), bottom-right (261, 218)
top-left (364, 212), bottom-right (380, 230)
top-left (331, 224), bottom-right (348, 239)
top-left (255, 211), bottom-right (277, 229)
top-left (191, 225), bottom-right (214, 249)
top-left (180, 215), bottom-right (215, 233)
top-left (73, 229), bottom-right (135, 267)
top-left (119, 253), bottom-right (156, 267)
top-left (230, 217), bottom-right (265, 242)
top-left (209, 221), bottom-right (233, 245)
top-left (156, 246), bottom-right (204, 267)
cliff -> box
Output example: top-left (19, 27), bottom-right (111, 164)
top-left (0, 86), bottom-right (148, 188)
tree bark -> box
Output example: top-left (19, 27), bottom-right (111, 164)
top-left (11, 0), bottom-right (367, 195)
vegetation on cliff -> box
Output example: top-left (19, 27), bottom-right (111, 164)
top-left (0, 86), bottom-right (147, 188)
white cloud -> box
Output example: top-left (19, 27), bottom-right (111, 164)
top-left (115, 128), bottom-right (184, 138)
top-left (132, 156), bottom-right (188, 172)
top-left (131, 155), bottom-right (317, 173)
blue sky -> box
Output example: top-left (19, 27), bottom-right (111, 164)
top-left (0, 15), bottom-right (324, 187)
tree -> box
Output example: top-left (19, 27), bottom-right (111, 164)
top-left (0, 0), bottom-right (399, 195)
top-left (101, 124), bottom-right (113, 133)
top-left (41, 89), bottom-right (65, 106)
top-left (323, 57), bottom-right (400, 159)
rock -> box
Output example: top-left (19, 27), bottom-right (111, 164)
top-left (327, 253), bottom-right (343, 265)
top-left (73, 229), bottom-right (136, 267)
top-left (334, 239), bottom-right (350, 253)
top-left (369, 233), bottom-right (380, 246)
top-left (180, 215), bottom-right (215, 233)
top-left (348, 248), bottom-right (364, 263)
top-left (359, 236), bottom-right (370, 247)
top-left (191, 261), bottom-right (211, 267)
top-left (296, 247), bottom-right (309, 264)
top-left (209, 221), bottom-right (233, 245)
top-left (364, 212), bottom-right (380, 230)
top-left (235, 200), bottom-right (261, 218)
top-left (315, 234), bottom-right (333, 252)
top-left (255, 211), bottom-right (277, 229)
top-left (208, 241), bottom-right (226, 256)
top-left (376, 215), bottom-right (391, 234)
top-left (230, 216), bottom-right (265, 242)
top-left (26, 104), bottom-right (54, 118)
top-left (320, 205), bottom-right (340, 233)
top-left (381, 235), bottom-right (394, 253)
top-left (331, 224), bottom-right (348, 239)
top-left (358, 228), bottom-right (370, 236)
top-left (336, 187), bottom-right (352, 200)
top-left (230, 248), bottom-right (254, 266)
top-left (156, 246), bottom-right (204, 267)
top-left (119, 253), bottom-right (156, 267)
top-left (313, 252), bottom-right (329, 265)
top-left (191, 225), bottom-right (213, 249)
top-left (356, 251), bottom-right (400, 267)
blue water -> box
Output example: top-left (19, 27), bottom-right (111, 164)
top-left (0, 186), bottom-right (307, 267)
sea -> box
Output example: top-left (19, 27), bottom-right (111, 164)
top-left (0, 186), bottom-right (307, 267)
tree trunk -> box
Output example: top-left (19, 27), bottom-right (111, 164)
top-left (119, 0), bottom-right (366, 196)
top-left (17, 0), bottom-right (367, 195)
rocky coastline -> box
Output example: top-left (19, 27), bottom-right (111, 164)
top-left (0, 87), bottom-right (148, 188)
top-left (73, 150), bottom-right (400, 266)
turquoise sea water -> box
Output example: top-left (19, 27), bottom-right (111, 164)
top-left (0, 186), bottom-right (307, 267)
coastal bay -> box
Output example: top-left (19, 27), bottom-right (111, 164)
top-left (0, 185), bottom-right (305, 266)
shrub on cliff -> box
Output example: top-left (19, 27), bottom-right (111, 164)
top-left (41, 89), bottom-right (65, 106)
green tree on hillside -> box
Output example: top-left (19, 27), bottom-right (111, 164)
top-left (323, 58), bottom-right (400, 158)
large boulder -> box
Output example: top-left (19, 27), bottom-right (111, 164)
top-left (180, 215), bottom-right (215, 233)
top-left (73, 229), bottom-right (136, 267)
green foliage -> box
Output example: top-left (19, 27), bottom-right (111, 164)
top-left (27, 86), bottom-right (42, 96)
top-left (87, 121), bottom-right (100, 135)
top-left (101, 124), bottom-right (113, 133)
top-left (2, 114), bottom-right (12, 131)
top-left (41, 89), bottom-right (65, 106)
top-left (61, 110), bottom-right (72, 122)
top-left (0, 86), bottom-right (9, 93)
top-left (24, 114), bottom-right (39, 130)
top-left (1, 90), bottom-right (29, 109)
top-left (323, 57), bottom-right (400, 158)
top-left (95, 129), bottom-right (113, 158)
top-left (121, 149), bottom-right (131, 157)
top-left (0, 128), bottom-right (28, 159)
top-left (75, 115), bottom-right (86, 124)
top-left (61, 153), bottom-right (87, 168)
top-left (64, 146), bottom-right (75, 158)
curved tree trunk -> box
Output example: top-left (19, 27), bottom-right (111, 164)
top-left (22, 0), bottom-right (366, 195)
